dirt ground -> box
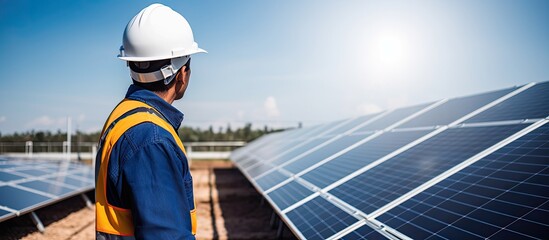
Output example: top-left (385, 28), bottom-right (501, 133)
top-left (0, 160), bottom-right (296, 240)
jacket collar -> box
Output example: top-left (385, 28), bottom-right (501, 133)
top-left (125, 84), bottom-right (184, 130)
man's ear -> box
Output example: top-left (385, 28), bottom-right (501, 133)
top-left (178, 66), bottom-right (188, 83)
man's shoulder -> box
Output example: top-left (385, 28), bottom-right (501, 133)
top-left (122, 121), bottom-right (179, 147)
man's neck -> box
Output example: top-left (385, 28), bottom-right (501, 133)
top-left (154, 90), bottom-right (175, 104)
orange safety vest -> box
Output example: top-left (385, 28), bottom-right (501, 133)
top-left (95, 99), bottom-right (197, 236)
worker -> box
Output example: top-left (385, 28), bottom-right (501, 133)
top-left (95, 3), bottom-right (206, 239)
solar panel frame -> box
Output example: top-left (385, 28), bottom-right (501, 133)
top-left (372, 119), bottom-right (549, 240)
top-left (329, 123), bottom-right (530, 215)
top-left (465, 82), bottom-right (549, 124)
top-left (230, 81), bottom-right (549, 240)
top-left (0, 158), bottom-right (94, 223)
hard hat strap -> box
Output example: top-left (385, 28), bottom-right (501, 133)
top-left (129, 56), bottom-right (189, 84)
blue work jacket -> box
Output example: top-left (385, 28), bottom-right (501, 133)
top-left (104, 84), bottom-right (195, 239)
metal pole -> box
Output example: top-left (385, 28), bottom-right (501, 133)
top-left (67, 117), bottom-right (71, 161)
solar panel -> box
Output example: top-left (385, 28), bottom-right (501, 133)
top-left (267, 180), bottom-right (314, 210)
top-left (283, 133), bottom-right (372, 174)
top-left (256, 170), bottom-right (290, 191)
top-left (230, 81), bottom-right (549, 239)
top-left (340, 224), bottom-right (389, 240)
top-left (466, 82), bottom-right (549, 123)
top-left (321, 113), bottom-right (381, 136)
top-left (373, 122), bottom-right (549, 240)
top-left (353, 103), bottom-right (432, 133)
top-left (398, 87), bottom-right (517, 128)
top-left (0, 158), bottom-right (94, 223)
top-left (285, 196), bottom-right (359, 240)
top-left (330, 124), bottom-right (529, 214)
top-left (301, 129), bottom-right (432, 188)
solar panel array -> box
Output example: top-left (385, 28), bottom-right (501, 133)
top-left (231, 81), bottom-right (549, 239)
top-left (0, 158), bottom-right (94, 222)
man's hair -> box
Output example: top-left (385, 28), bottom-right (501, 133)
top-left (130, 58), bottom-right (190, 92)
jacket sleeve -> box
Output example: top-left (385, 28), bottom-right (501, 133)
top-left (121, 134), bottom-right (195, 240)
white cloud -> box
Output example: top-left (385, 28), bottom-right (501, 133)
top-left (0, 116), bottom-right (6, 123)
top-left (25, 116), bottom-right (67, 129)
top-left (356, 103), bottom-right (383, 115)
top-left (264, 96), bottom-right (280, 118)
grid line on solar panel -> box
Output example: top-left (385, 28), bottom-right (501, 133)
top-left (353, 102), bottom-right (437, 133)
top-left (282, 134), bottom-right (371, 175)
top-left (398, 87), bottom-right (517, 129)
top-left (321, 113), bottom-right (383, 137)
top-left (338, 223), bottom-right (391, 240)
top-left (301, 130), bottom-right (432, 189)
top-left (267, 180), bottom-right (315, 210)
top-left (376, 121), bottom-right (549, 240)
top-left (329, 124), bottom-right (529, 215)
top-left (255, 170), bottom-right (290, 191)
top-left (285, 196), bottom-right (360, 240)
top-left (466, 81), bottom-right (549, 123)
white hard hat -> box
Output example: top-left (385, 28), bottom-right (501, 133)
top-left (119, 3), bottom-right (206, 83)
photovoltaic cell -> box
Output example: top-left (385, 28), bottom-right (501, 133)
top-left (353, 103), bottom-right (431, 132)
top-left (15, 169), bottom-right (52, 176)
top-left (283, 133), bottom-right (371, 174)
top-left (267, 180), bottom-right (314, 210)
top-left (466, 81), bottom-right (549, 123)
top-left (0, 158), bottom-right (95, 223)
top-left (322, 113), bottom-right (381, 136)
top-left (256, 170), bottom-right (289, 191)
top-left (46, 176), bottom-right (90, 189)
top-left (19, 180), bottom-right (75, 197)
top-left (330, 124), bottom-right (529, 214)
top-left (0, 185), bottom-right (51, 210)
top-left (285, 196), bottom-right (359, 240)
top-left (247, 138), bottom-right (328, 178)
top-left (340, 225), bottom-right (388, 240)
top-left (0, 172), bottom-right (25, 182)
top-left (377, 122), bottom-right (549, 240)
top-left (302, 130), bottom-right (431, 188)
top-left (398, 87), bottom-right (517, 128)
top-left (250, 139), bottom-right (304, 163)
top-left (268, 138), bottom-right (331, 167)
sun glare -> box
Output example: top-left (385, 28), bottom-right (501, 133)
top-left (375, 34), bottom-right (407, 67)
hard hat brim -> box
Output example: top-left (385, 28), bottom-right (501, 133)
top-left (118, 48), bottom-right (207, 62)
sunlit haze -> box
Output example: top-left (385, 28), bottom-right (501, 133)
top-left (1, 0), bottom-right (548, 134)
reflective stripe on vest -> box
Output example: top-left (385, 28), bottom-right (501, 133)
top-left (96, 99), bottom-right (196, 236)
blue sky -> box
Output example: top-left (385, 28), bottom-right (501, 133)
top-left (1, 0), bottom-right (548, 134)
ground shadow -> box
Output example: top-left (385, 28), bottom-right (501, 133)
top-left (214, 168), bottom-right (297, 240)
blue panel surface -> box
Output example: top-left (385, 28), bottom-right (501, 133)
top-left (354, 103), bottom-right (431, 132)
top-left (46, 176), bottom-right (90, 189)
top-left (340, 225), bottom-right (388, 240)
top-left (0, 209), bottom-right (14, 221)
top-left (0, 172), bottom-right (25, 182)
top-left (15, 169), bottom-right (52, 176)
top-left (466, 81), bottom-right (549, 123)
top-left (269, 138), bottom-right (331, 166)
top-left (19, 180), bottom-right (75, 197)
top-left (322, 113), bottom-right (381, 136)
top-left (286, 196), bottom-right (358, 240)
top-left (0, 185), bottom-right (51, 210)
top-left (302, 130), bottom-right (431, 188)
top-left (283, 133), bottom-right (371, 174)
top-left (377, 123), bottom-right (549, 240)
top-left (255, 170), bottom-right (289, 191)
top-left (267, 180), bottom-right (314, 210)
top-left (330, 124), bottom-right (529, 214)
top-left (399, 87), bottom-right (516, 128)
